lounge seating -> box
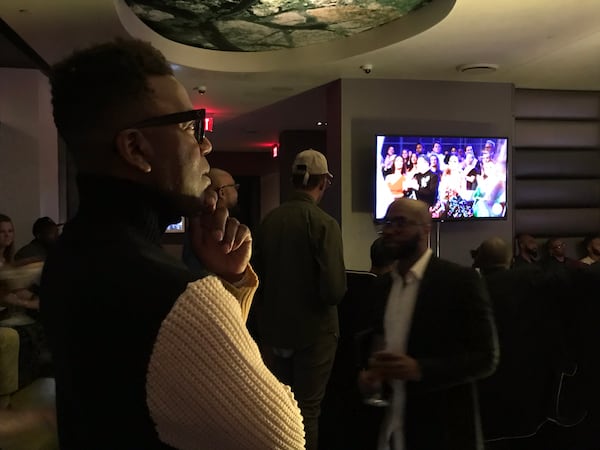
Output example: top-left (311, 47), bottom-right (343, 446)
top-left (0, 326), bottom-right (58, 450)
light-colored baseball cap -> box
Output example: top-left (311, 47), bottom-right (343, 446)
top-left (292, 149), bottom-right (333, 186)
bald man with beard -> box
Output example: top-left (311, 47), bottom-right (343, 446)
top-left (208, 168), bottom-right (239, 211)
top-left (182, 168), bottom-right (239, 276)
top-left (360, 198), bottom-right (498, 450)
top-left (512, 234), bottom-right (540, 269)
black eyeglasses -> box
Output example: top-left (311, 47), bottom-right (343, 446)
top-left (129, 108), bottom-right (206, 143)
top-left (216, 183), bottom-right (240, 191)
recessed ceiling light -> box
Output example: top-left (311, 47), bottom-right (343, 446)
top-left (456, 63), bottom-right (499, 74)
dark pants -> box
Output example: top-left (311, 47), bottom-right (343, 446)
top-left (269, 334), bottom-right (338, 450)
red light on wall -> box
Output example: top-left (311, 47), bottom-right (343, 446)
top-left (272, 144), bottom-right (279, 158)
top-left (204, 117), bottom-right (214, 132)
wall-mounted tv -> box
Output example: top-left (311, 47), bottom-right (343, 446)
top-left (375, 135), bottom-right (508, 221)
top-left (165, 217), bottom-right (186, 233)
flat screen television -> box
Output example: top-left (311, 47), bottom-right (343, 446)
top-left (375, 135), bottom-right (508, 221)
top-left (165, 216), bottom-right (186, 233)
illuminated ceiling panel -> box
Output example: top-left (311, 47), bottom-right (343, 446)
top-left (125, 0), bottom-right (431, 52)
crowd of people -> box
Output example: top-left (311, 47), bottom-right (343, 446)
top-left (1, 38), bottom-right (598, 450)
top-left (0, 214), bottom-right (57, 448)
top-left (380, 140), bottom-right (507, 219)
top-left (472, 234), bottom-right (600, 450)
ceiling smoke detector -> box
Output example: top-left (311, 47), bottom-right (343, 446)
top-left (456, 63), bottom-right (499, 74)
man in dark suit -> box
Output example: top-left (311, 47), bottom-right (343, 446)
top-left (360, 198), bottom-right (498, 450)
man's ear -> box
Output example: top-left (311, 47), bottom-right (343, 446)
top-left (114, 128), bottom-right (153, 174)
top-left (318, 176), bottom-right (327, 191)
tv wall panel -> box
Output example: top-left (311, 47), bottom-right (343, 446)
top-left (515, 120), bottom-right (599, 148)
top-left (513, 150), bottom-right (600, 179)
top-left (515, 208), bottom-right (600, 237)
top-left (514, 89), bottom-right (600, 240)
top-left (514, 89), bottom-right (600, 119)
top-left (514, 179), bottom-right (600, 208)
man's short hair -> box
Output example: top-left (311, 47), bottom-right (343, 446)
top-left (473, 237), bottom-right (512, 270)
top-left (50, 39), bottom-right (173, 153)
top-left (32, 217), bottom-right (56, 238)
top-left (546, 237), bottom-right (563, 250)
top-left (582, 233), bottom-right (600, 247)
top-left (292, 173), bottom-right (328, 190)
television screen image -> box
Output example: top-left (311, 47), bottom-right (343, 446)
top-left (375, 135), bottom-right (508, 221)
top-left (165, 217), bottom-right (186, 233)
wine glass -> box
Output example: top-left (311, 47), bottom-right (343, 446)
top-left (356, 330), bottom-right (390, 407)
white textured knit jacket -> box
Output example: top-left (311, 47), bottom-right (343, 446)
top-left (147, 266), bottom-right (305, 449)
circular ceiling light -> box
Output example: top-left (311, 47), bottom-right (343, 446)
top-left (456, 63), bottom-right (499, 74)
top-left (117, 0), bottom-right (456, 72)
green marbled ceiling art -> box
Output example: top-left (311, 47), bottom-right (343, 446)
top-left (125, 0), bottom-right (431, 52)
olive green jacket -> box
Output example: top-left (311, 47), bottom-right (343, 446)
top-left (254, 191), bottom-right (346, 348)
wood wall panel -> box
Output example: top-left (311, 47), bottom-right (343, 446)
top-left (513, 150), bottom-right (600, 179)
top-left (513, 89), bottom-right (600, 240)
top-left (515, 208), bottom-right (600, 237)
top-left (515, 120), bottom-right (599, 148)
top-left (514, 180), bottom-right (600, 208)
top-left (514, 90), bottom-right (600, 119)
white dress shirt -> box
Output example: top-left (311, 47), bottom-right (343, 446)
top-left (378, 248), bottom-right (433, 450)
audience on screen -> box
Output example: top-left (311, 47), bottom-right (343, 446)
top-left (381, 146), bottom-right (397, 178)
top-left (462, 146), bottom-right (479, 191)
top-left (384, 157), bottom-right (407, 198)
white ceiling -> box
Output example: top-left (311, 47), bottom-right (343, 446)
top-left (2, 0), bottom-right (600, 151)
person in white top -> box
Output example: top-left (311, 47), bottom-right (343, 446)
top-left (579, 234), bottom-right (600, 265)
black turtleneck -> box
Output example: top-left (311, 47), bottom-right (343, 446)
top-left (74, 173), bottom-right (183, 243)
top-left (40, 174), bottom-right (207, 450)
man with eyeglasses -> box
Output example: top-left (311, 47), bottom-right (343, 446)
top-left (208, 168), bottom-right (239, 211)
top-left (543, 237), bottom-right (586, 275)
top-left (182, 168), bottom-right (240, 276)
top-left (39, 39), bottom-right (304, 449)
top-left (359, 198), bottom-right (498, 450)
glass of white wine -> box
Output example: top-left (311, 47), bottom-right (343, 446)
top-left (358, 330), bottom-right (391, 407)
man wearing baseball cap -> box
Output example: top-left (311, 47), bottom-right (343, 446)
top-left (254, 149), bottom-right (346, 450)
